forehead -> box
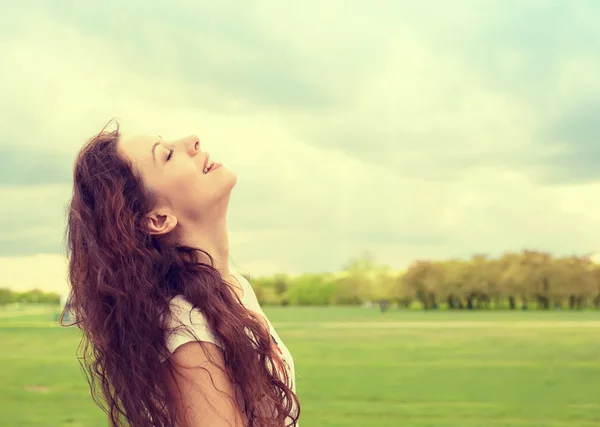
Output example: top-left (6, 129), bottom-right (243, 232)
top-left (118, 134), bottom-right (159, 166)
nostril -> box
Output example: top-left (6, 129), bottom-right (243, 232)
top-left (194, 140), bottom-right (199, 151)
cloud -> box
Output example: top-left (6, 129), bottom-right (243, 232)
top-left (32, 1), bottom-right (362, 110)
top-left (0, 254), bottom-right (69, 294)
top-left (0, 185), bottom-right (71, 256)
top-left (0, 148), bottom-right (73, 186)
top-left (1, 0), bottom-right (600, 285)
top-left (540, 100), bottom-right (600, 184)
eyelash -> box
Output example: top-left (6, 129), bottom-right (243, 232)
top-left (166, 149), bottom-right (174, 161)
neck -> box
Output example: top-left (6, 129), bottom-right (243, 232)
top-left (178, 216), bottom-right (231, 278)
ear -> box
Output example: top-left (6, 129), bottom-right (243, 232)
top-left (145, 211), bottom-right (178, 235)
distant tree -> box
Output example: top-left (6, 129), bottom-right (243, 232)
top-left (461, 254), bottom-right (492, 310)
top-left (334, 250), bottom-right (378, 305)
top-left (497, 252), bottom-right (523, 309)
top-left (273, 274), bottom-right (289, 296)
top-left (0, 288), bottom-right (12, 305)
top-left (402, 261), bottom-right (444, 310)
top-left (555, 256), bottom-right (595, 309)
top-left (287, 273), bottom-right (337, 305)
top-left (439, 259), bottom-right (466, 309)
top-left (591, 266), bottom-right (600, 309)
top-left (391, 274), bottom-right (412, 309)
top-left (519, 250), bottom-right (554, 309)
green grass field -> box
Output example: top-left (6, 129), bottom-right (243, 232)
top-left (1, 305), bottom-right (600, 426)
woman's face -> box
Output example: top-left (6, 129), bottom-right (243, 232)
top-left (118, 133), bottom-right (237, 228)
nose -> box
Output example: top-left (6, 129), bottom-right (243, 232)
top-left (185, 135), bottom-right (200, 156)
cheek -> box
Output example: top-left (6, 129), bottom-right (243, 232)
top-left (157, 168), bottom-right (201, 200)
top-left (174, 169), bottom-right (204, 197)
top-left (185, 170), bottom-right (227, 204)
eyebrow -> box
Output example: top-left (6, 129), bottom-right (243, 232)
top-left (151, 141), bottom-right (160, 162)
top-left (151, 136), bottom-right (163, 163)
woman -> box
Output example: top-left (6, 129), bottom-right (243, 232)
top-left (61, 120), bottom-right (301, 427)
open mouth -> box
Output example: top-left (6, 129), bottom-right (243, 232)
top-left (203, 153), bottom-right (222, 174)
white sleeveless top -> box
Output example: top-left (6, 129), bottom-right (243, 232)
top-left (160, 267), bottom-right (299, 426)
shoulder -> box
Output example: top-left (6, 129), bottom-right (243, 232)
top-left (164, 340), bottom-right (247, 426)
top-left (229, 266), bottom-right (259, 305)
top-left (162, 295), bottom-right (224, 362)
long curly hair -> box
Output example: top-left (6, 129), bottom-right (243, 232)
top-left (60, 120), bottom-right (300, 426)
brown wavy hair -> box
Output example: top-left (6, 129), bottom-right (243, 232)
top-left (60, 120), bottom-right (300, 426)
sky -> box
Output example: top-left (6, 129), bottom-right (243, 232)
top-left (2, 0), bottom-right (600, 294)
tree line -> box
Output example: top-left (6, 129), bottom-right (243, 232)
top-left (3, 249), bottom-right (600, 310)
top-left (247, 250), bottom-right (600, 310)
top-left (397, 250), bottom-right (600, 310)
top-left (0, 288), bottom-right (61, 305)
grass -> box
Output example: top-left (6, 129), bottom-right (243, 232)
top-left (1, 305), bottom-right (599, 426)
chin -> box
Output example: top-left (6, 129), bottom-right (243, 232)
top-left (222, 166), bottom-right (238, 188)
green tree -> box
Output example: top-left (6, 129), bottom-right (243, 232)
top-left (402, 261), bottom-right (445, 310)
top-left (0, 288), bottom-right (13, 305)
top-left (334, 250), bottom-right (379, 305)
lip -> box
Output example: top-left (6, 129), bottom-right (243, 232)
top-left (203, 152), bottom-right (209, 170)
top-left (208, 162), bottom-right (222, 172)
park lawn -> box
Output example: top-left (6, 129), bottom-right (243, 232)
top-left (263, 305), bottom-right (600, 323)
top-left (0, 307), bottom-right (599, 426)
